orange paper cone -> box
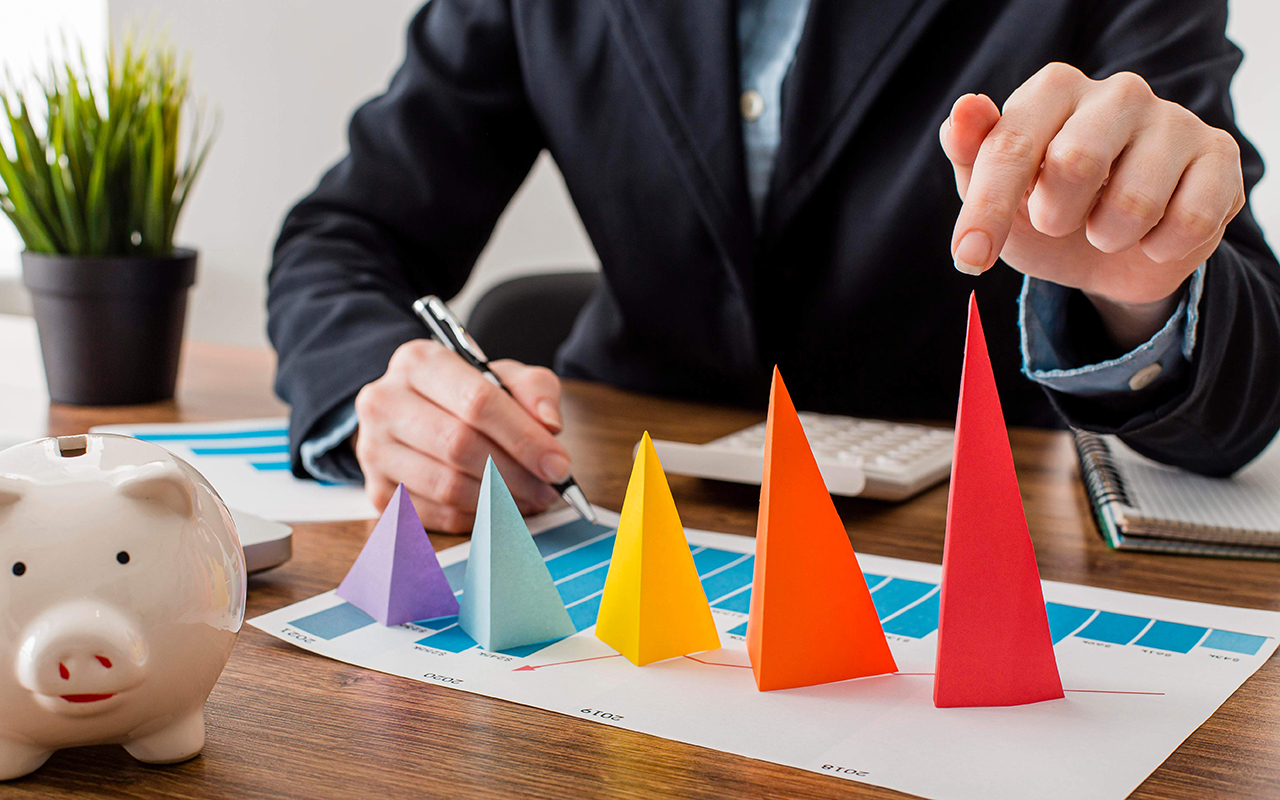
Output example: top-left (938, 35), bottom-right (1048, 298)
top-left (746, 368), bottom-right (898, 691)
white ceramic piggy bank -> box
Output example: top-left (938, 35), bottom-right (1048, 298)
top-left (0, 433), bottom-right (246, 779)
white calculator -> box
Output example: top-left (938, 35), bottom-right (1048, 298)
top-left (649, 413), bottom-right (954, 501)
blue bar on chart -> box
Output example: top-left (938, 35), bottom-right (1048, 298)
top-left (1134, 620), bottom-right (1208, 654)
top-left (135, 428), bottom-right (289, 441)
top-left (1075, 611), bottom-right (1150, 645)
top-left (291, 602), bottom-right (375, 640)
top-left (443, 561), bottom-right (468, 592)
top-left (190, 444), bottom-right (291, 456)
top-left (251, 461), bottom-right (292, 471)
top-left (692, 548), bottom-right (743, 576)
top-left (870, 579), bottom-right (935, 619)
top-left (701, 557), bottom-right (756, 602)
top-left (568, 595), bottom-right (604, 631)
top-left (1201, 629), bottom-right (1268, 656)
top-left (713, 588), bottom-right (753, 614)
top-left (881, 590), bottom-right (940, 638)
top-left (545, 536), bottom-right (616, 581)
top-left (416, 624), bottom-right (477, 654)
top-left (1046, 603), bottom-right (1095, 644)
top-left (556, 564), bottom-right (610, 604)
top-left (533, 520), bottom-right (613, 559)
top-left (727, 621), bottom-right (748, 637)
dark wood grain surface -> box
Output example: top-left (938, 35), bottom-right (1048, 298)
top-left (6, 341), bottom-right (1280, 799)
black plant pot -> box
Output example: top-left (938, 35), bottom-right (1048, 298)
top-left (21, 249), bottom-right (197, 405)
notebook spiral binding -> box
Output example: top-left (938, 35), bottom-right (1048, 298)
top-left (1073, 430), bottom-right (1131, 511)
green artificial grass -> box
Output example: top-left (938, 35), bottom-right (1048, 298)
top-left (0, 37), bottom-right (215, 257)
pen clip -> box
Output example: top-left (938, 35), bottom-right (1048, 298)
top-left (413, 295), bottom-right (491, 368)
top-left (429, 296), bottom-right (490, 366)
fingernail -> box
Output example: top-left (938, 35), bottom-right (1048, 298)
top-left (538, 484), bottom-right (562, 506)
top-left (536, 399), bottom-right (561, 429)
top-left (540, 453), bottom-right (571, 484)
top-left (953, 230), bottom-right (991, 275)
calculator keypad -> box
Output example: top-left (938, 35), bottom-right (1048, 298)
top-left (711, 413), bottom-right (953, 479)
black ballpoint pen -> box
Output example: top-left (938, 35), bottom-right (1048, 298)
top-left (412, 295), bottom-right (599, 524)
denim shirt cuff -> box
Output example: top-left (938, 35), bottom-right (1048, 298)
top-left (1019, 264), bottom-right (1204, 397)
top-left (299, 401), bottom-right (363, 484)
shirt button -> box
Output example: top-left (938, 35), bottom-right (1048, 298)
top-left (1128, 363), bottom-right (1163, 391)
top-left (740, 90), bottom-right (764, 122)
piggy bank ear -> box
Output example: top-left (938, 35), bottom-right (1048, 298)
top-left (0, 475), bottom-right (28, 508)
top-left (112, 462), bottom-right (194, 519)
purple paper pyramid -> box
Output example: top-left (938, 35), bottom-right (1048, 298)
top-left (335, 483), bottom-right (459, 626)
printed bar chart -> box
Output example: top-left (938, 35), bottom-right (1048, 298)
top-left (288, 519), bottom-right (1271, 659)
top-left (132, 428), bottom-right (289, 441)
top-left (135, 425), bottom-right (292, 472)
top-left (254, 512), bottom-right (1280, 800)
top-left (91, 418), bottom-right (379, 521)
top-left (190, 444), bottom-right (290, 456)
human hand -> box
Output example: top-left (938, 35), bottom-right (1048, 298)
top-left (941, 63), bottom-right (1244, 349)
top-left (353, 340), bottom-right (569, 532)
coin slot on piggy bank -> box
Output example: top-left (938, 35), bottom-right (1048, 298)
top-left (0, 433), bottom-right (247, 780)
top-left (56, 436), bottom-right (87, 458)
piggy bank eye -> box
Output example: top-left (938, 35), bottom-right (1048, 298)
top-left (116, 551), bottom-right (130, 565)
top-left (11, 562), bottom-right (25, 576)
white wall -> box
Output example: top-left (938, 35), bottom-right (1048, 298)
top-left (104, 0), bottom-right (597, 348)
top-left (1226, 1), bottom-right (1279, 244)
top-left (2, 1), bottom-right (1276, 345)
top-left (0, 0), bottom-right (108, 296)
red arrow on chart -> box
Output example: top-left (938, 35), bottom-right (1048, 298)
top-left (895, 672), bottom-right (1164, 695)
top-left (683, 654), bottom-right (752, 668)
top-left (513, 654), bottom-right (623, 672)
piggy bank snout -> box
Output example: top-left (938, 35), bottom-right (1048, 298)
top-left (17, 601), bottom-right (149, 710)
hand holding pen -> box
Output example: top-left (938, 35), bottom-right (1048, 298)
top-left (348, 296), bottom-right (595, 533)
top-left (413, 296), bottom-right (596, 523)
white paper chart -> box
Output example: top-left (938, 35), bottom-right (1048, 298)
top-left (251, 508), bottom-right (1280, 800)
top-left (91, 418), bottom-right (377, 522)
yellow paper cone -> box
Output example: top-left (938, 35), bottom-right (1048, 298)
top-left (595, 432), bottom-right (721, 665)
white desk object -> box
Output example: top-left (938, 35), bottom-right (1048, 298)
top-left (230, 508), bottom-right (293, 573)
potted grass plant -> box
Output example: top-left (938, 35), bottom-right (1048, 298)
top-left (0, 40), bottom-right (214, 405)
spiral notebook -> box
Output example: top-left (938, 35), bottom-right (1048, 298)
top-left (1074, 431), bottom-right (1280, 559)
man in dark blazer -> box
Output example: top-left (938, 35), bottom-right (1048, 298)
top-left (268, 0), bottom-right (1280, 532)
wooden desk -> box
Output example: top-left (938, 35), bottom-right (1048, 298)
top-left (11, 342), bottom-right (1280, 799)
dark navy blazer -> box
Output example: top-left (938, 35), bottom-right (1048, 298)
top-left (268, 0), bottom-right (1280, 476)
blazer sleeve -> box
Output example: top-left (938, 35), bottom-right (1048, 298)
top-left (1041, 0), bottom-right (1280, 475)
top-left (267, 0), bottom-right (544, 475)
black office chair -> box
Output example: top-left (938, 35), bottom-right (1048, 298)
top-left (466, 271), bottom-right (601, 368)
